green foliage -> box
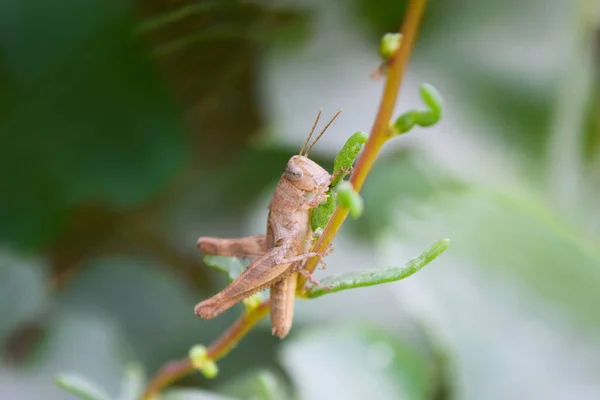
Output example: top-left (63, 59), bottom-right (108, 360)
top-left (118, 364), bottom-right (145, 400)
top-left (311, 132), bottom-right (368, 231)
top-left (56, 364), bottom-right (145, 400)
top-left (218, 370), bottom-right (292, 400)
top-left (0, 0), bottom-right (187, 250)
top-left (309, 193), bottom-right (337, 232)
top-left (354, 0), bottom-right (408, 35)
top-left (332, 131), bottom-right (368, 187)
top-left (280, 325), bottom-right (450, 400)
top-left (306, 239), bottom-right (449, 298)
top-left (163, 389), bottom-right (235, 400)
top-left (54, 374), bottom-right (112, 400)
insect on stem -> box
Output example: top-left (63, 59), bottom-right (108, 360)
top-left (299, 109), bottom-right (323, 156)
top-left (304, 109), bottom-right (342, 156)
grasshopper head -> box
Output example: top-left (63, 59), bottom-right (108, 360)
top-left (284, 155), bottom-right (330, 193)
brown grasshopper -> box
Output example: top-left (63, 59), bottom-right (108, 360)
top-left (194, 110), bottom-right (340, 338)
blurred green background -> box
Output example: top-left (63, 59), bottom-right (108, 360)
top-left (2, 0), bottom-right (600, 399)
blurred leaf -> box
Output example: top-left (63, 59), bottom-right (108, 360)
top-left (306, 239), bottom-right (449, 298)
top-left (459, 72), bottom-right (552, 160)
top-left (396, 185), bottom-right (600, 330)
top-left (136, 0), bottom-right (309, 170)
top-left (357, 151), bottom-right (465, 239)
top-left (32, 313), bottom-right (127, 384)
top-left (0, 252), bottom-right (46, 345)
top-left (54, 374), bottom-right (112, 400)
top-left (163, 389), bottom-right (236, 400)
top-left (117, 363), bottom-right (145, 400)
top-left (281, 325), bottom-right (445, 400)
top-left (0, 312), bottom-right (127, 399)
top-left (218, 369), bottom-right (292, 400)
top-left (352, 0), bottom-right (407, 35)
top-left (57, 256), bottom-right (221, 370)
top-left (203, 255), bottom-right (246, 282)
top-left (0, 0), bottom-right (188, 250)
top-left (182, 146), bottom-right (330, 218)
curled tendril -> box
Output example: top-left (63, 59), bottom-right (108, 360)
top-left (391, 83), bottom-right (443, 135)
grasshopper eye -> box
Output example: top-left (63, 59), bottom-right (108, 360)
top-left (285, 163), bottom-right (304, 180)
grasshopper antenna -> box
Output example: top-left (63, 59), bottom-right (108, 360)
top-left (299, 109), bottom-right (323, 155)
top-left (304, 109), bottom-right (342, 156)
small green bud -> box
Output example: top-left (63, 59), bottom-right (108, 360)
top-left (336, 182), bottom-right (363, 218)
top-left (380, 33), bottom-right (402, 60)
top-left (201, 360), bottom-right (219, 379)
top-left (189, 345), bottom-right (207, 367)
top-left (189, 345), bottom-right (219, 378)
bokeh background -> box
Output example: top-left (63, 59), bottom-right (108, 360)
top-left (2, 0), bottom-right (600, 399)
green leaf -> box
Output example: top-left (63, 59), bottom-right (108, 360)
top-left (357, 151), bottom-right (465, 239)
top-left (203, 255), bottom-right (247, 282)
top-left (218, 369), bottom-right (292, 400)
top-left (403, 187), bottom-right (600, 328)
top-left (353, 0), bottom-right (408, 35)
top-left (280, 325), bottom-right (448, 400)
top-left (117, 363), bottom-right (145, 400)
top-left (0, 0), bottom-right (187, 250)
top-left (163, 389), bottom-right (236, 400)
top-left (310, 190), bottom-right (337, 232)
top-left (57, 256), bottom-right (222, 369)
top-left (306, 239), bottom-right (449, 298)
top-left (54, 374), bottom-right (112, 400)
top-left (332, 131), bottom-right (368, 187)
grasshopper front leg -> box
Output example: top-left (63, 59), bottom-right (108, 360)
top-left (198, 235), bottom-right (268, 259)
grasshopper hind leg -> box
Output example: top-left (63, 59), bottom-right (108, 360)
top-left (195, 246), bottom-right (292, 319)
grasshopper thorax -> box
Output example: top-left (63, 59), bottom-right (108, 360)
top-left (284, 155), bottom-right (330, 193)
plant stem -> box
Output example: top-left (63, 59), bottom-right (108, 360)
top-left (141, 0), bottom-right (429, 397)
top-left (298, 0), bottom-right (429, 292)
top-left (140, 301), bottom-right (270, 399)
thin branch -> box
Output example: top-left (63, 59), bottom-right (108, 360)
top-left (141, 301), bottom-right (270, 399)
top-left (298, 0), bottom-right (429, 292)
